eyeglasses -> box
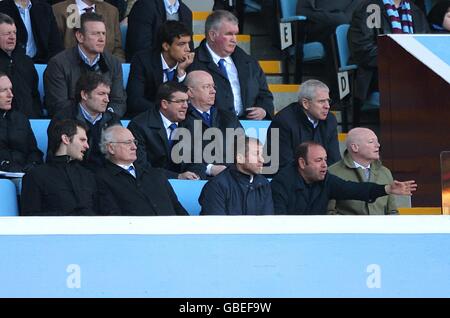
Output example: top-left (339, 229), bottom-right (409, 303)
top-left (166, 99), bottom-right (189, 105)
top-left (110, 139), bottom-right (138, 146)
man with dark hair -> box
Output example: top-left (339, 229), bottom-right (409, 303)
top-left (128, 81), bottom-right (200, 180)
top-left (126, 20), bottom-right (194, 118)
top-left (0, 72), bottom-right (43, 172)
top-left (199, 136), bottom-right (274, 215)
top-left (21, 119), bottom-right (98, 216)
top-left (44, 12), bottom-right (126, 117)
top-left (52, 0), bottom-right (124, 60)
top-left (96, 125), bottom-right (188, 216)
top-left (189, 10), bottom-right (273, 120)
top-left (271, 141), bottom-right (417, 215)
top-left (0, 0), bottom-right (64, 63)
top-left (47, 72), bottom-right (121, 171)
top-left (0, 13), bottom-right (42, 118)
top-left (265, 79), bottom-right (340, 173)
top-left (126, 0), bottom-right (192, 62)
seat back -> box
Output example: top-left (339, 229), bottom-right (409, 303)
top-left (120, 24), bottom-right (127, 51)
top-left (30, 119), bottom-right (51, 157)
top-left (121, 63), bottom-right (130, 89)
top-left (335, 24), bottom-right (351, 69)
top-left (168, 179), bottom-right (207, 216)
top-left (0, 179), bottom-right (19, 216)
top-left (240, 120), bottom-right (271, 144)
top-left (279, 0), bottom-right (297, 18)
top-left (34, 64), bottom-right (47, 104)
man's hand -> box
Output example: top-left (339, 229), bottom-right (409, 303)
top-left (245, 106), bottom-right (266, 120)
top-left (178, 171), bottom-right (200, 180)
top-left (177, 52), bottom-right (195, 76)
top-left (385, 180), bottom-right (417, 196)
top-left (210, 164), bottom-right (227, 176)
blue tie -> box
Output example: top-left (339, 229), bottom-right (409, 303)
top-left (127, 165), bottom-right (136, 178)
top-left (168, 123), bottom-right (177, 148)
top-left (201, 111), bottom-right (211, 126)
top-left (164, 69), bottom-right (175, 82)
top-left (218, 59), bottom-right (228, 79)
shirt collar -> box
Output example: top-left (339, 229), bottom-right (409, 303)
top-left (79, 103), bottom-right (103, 125)
top-left (163, 0), bottom-right (180, 15)
top-left (205, 42), bottom-right (232, 65)
top-left (15, 0), bottom-right (32, 11)
top-left (78, 45), bottom-right (100, 67)
top-left (76, 0), bottom-right (96, 13)
top-left (305, 112), bottom-right (319, 128)
top-left (353, 161), bottom-right (371, 170)
top-left (160, 111), bottom-right (177, 130)
top-left (160, 53), bottom-right (178, 72)
top-left (117, 163), bottom-right (135, 171)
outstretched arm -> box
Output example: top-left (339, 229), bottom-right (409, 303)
top-left (385, 180), bottom-right (417, 196)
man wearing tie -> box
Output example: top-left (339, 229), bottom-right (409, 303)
top-left (189, 10), bottom-right (273, 120)
top-left (127, 81), bottom-right (200, 180)
top-left (96, 125), bottom-right (188, 216)
top-left (327, 128), bottom-right (399, 215)
top-left (126, 20), bottom-right (194, 118)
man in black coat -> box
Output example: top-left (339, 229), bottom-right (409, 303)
top-left (0, 73), bottom-right (42, 172)
top-left (199, 136), bottom-right (274, 215)
top-left (20, 119), bottom-right (98, 216)
top-left (47, 72), bottom-right (121, 171)
top-left (0, 13), bottom-right (42, 118)
top-left (96, 125), bottom-right (188, 216)
top-left (348, 0), bottom-right (429, 123)
top-left (126, 20), bottom-right (194, 118)
top-left (127, 81), bottom-right (199, 180)
top-left (265, 79), bottom-right (340, 174)
top-left (0, 0), bottom-right (63, 63)
top-left (182, 70), bottom-right (242, 179)
top-left (126, 0), bottom-right (192, 62)
top-left (271, 141), bottom-right (417, 215)
top-left (189, 10), bottom-right (273, 120)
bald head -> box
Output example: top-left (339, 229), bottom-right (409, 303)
top-left (185, 70), bottom-right (216, 111)
top-left (346, 128), bottom-right (380, 165)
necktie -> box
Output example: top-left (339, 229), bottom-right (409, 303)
top-left (127, 165), bottom-right (136, 178)
top-left (217, 59), bottom-right (228, 79)
top-left (201, 111), bottom-right (210, 126)
top-left (364, 168), bottom-right (370, 181)
top-left (164, 69), bottom-right (175, 82)
top-left (83, 7), bottom-right (94, 13)
top-left (168, 123), bottom-right (177, 148)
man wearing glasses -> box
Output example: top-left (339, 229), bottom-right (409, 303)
top-left (47, 72), bottom-right (121, 171)
top-left (265, 79), bottom-right (341, 174)
top-left (96, 125), bottom-right (188, 216)
top-left (128, 81), bottom-right (200, 180)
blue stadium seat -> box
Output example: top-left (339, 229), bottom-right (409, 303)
top-left (30, 119), bottom-right (50, 157)
top-left (120, 24), bottom-right (127, 51)
top-left (168, 179), bottom-right (207, 216)
top-left (0, 179), bottom-right (19, 216)
top-left (121, 119), bottom-right (130, 127)
top-left (122, 63), bottom-right (130, 89)
top-left (240, 120), bottom-right (271, 144)
top-left (34, 63), bottom-right (47, 104)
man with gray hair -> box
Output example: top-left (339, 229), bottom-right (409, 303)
top-left (188, 10), bottom-right (273, 120)
top-left (96, 125), bottom-right (188, 216)
top-left (266, 79), bottom-right (340, 173)
top-left (327, 127), bottom-right (398, 215)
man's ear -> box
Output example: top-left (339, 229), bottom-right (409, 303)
top-left (300, 98), bottom-right (309, 110)
top-left (208, 30), bottom-right (216, 42)
top-left (236, 152), bottom-right (245, 165)
top-left (80, 90), bottom-right (88, 102)
top-left (75, 30), bottom-right (84, 44)
top-left (107, 143), bottom-right (115, 156)
top-left (160, 99), bottom-right (169, 111)
top-left (350, 143), bottom-right (359, 153)
top-left (61, 134), bottom-right (71, 146)
top-left (162, 42), bottom-right (170, 52)
top-left (298, 157), bottom-right (306, 169)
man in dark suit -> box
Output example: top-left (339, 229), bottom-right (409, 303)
top-left (271, 141), bottom-right (417, 215)
top-left (126, 20), bottom-right (194, 118)
top-left (126, 0), bottom-right (192, 62)
top-left (21, 119), bottom-right (98, 216)
top-left (127, 81), bottom-right (200, 180)
top-left (189, 10), bottom-right (273, 120)
top-left (47, 72), bottom-right (121, 171)
top-left (183, 70), bottom-right (242, 179)
top-left (0, 0), bottom-right (64, 63)
top-left (0, 13), bottom-right (42, 118)
top-left (44, 12), bottom-right (126, 117)
top-left (96, 125), bottom-right (188, 216)
top-left (265, 79), bottom-right (340, 174)
top-left (52, 0), bottom-right (124, 60)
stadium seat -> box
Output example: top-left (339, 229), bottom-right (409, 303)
top-left (168, 179), bottom-right (207, 215)
top-left (34, 63), bottom-right (47, 104)
top-left (122, 63), bottom-right (130, 88)
top-left (30, 119), bottom-right (50, 157)
top-left (120, 23), bottom-right (127, 51)
top-left (240, 120), bottom-right (271, 144)
top-left (121, 119), bottom-right (130, 127)
top-left (0, 179), bottom-right (19, 216)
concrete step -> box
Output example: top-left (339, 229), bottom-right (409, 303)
top-left (268, 84), bottom-right (299, 113)
top-left (193, 11), bottom-right (210, 35)
top-left (184, 0), bottom-right (213, 11)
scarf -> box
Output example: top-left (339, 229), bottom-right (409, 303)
top-left (382, 0), bottom-right (414, 34)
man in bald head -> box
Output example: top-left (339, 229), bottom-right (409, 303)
top-left (327, 127), bottom-right (398, 215)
